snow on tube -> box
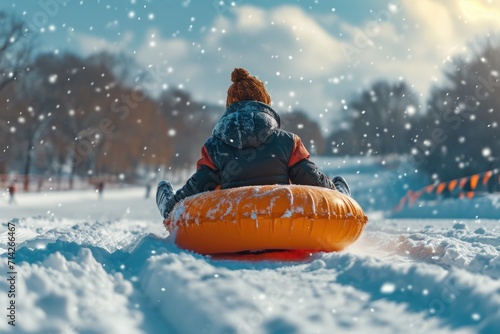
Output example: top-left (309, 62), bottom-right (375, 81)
top-left (164, 185), bottom-right (368, 255)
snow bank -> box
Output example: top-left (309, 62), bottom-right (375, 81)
top-left (0, 247), bottom-right (142, 333)
top-left (141, 252), bottom-right (271, 334)
top-left (2, 213), bottom-right (500, 333)
top-left (0, 179), bottom-right (499, 333)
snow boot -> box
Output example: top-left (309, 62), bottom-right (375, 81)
top-left (156, 180), bottom-right (174, 219)
top-left (333, 176), bottom-right (351, 197)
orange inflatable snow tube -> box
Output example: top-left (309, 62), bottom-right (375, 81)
top-left (164, 185), bottom-right (368, 255)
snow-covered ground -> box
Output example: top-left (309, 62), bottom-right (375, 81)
top-left (1, 158), bottom-right (499, 333)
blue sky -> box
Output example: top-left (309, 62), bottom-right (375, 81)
top-left (2, 0), bottom-right (499, 131)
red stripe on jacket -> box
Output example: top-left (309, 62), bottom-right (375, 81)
top-left (288, 135), bottom-right (310, 167)
top-left (197, 145), bottom-right (217, 170)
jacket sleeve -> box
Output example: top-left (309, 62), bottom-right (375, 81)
top-left (289, 159), bottom-right (335, 189)
top-left (164, 146), bottom-right (221, 217)
top-left (288, 135), bottom-right (336, 189)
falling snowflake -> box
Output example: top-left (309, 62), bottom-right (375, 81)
top-left (380, 283), bottom-right (396, 294)
top-left (48, 74), bottom-right (58, 84)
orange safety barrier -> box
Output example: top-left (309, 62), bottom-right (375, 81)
top-left (483, 171), bottom-right (492, 185)
top-left (394, 169), bottom-right (500, 212)
top-left (448, 179), bottom-right (458, 191)
top-left (470, 174), bottom-right (480, 190)
top-left (164, 185), bottom-right (368, 255)
top-left (459, 177), bottom-right (469, 189)
top-left (436, 182), bottom-right (447, 195)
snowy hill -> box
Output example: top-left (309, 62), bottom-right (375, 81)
top-left (1, 158), bottom-right (499, 333)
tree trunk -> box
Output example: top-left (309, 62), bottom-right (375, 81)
top-left (23, 138), bottom-right (34, 192)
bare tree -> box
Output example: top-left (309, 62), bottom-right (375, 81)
top-left (281, 110), bottom-right (326, 155)
top-left (0, 11), bottom-right (34, 94)
top-left (421, 39), bottom-right (500, 181)
top-left (327, 80), bottom-right (420, 156)
top-left (158, 89), bottom-right (220, 169)
top-left (26, 52), bottom-right (124, 185)
top-left (0, 78), bottom-right (14, 171)
top-left (9, 82), bottom-right (51, 191)
top-left (0, 11), bottom-right (35, 189)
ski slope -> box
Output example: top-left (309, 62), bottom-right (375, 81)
top-left (1, 158), bottom-right (499, 333)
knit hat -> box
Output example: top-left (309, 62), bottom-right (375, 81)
top-left (226, 68), bottom-right (271, 107)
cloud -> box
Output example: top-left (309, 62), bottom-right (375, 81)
top-left (76, 2), bottom-right (500, 130)
top-left (233, 5), bottom-right (267, 31)
top-left (133, 5), bottom-right (351, 126)
top-left (204, 4), bottom-right (346, 78)
top-left (77, 32), bottom-right (134, 54)
top-left (332, 0), bottom-right (500, 100)
top-left (458, 0), bottom-right (500, 21)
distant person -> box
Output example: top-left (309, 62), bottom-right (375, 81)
top-left (156, 67), bottom-right (350, 220)
top-left (145, 183), bottom-right (152, 199)
top-left (96, 181), bottom-right (104, 199)
top-left (7, 183), bottom-right (16, 204)
top-left (37, 177), bottom-right (44, 192)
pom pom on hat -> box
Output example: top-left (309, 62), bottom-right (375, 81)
top-left (231, 68), bottom-right (250, 83)
top-left (226, 68), bottom-right (271, 107)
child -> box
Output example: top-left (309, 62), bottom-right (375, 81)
top-left (156, 68), bottom-right (350, 219)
